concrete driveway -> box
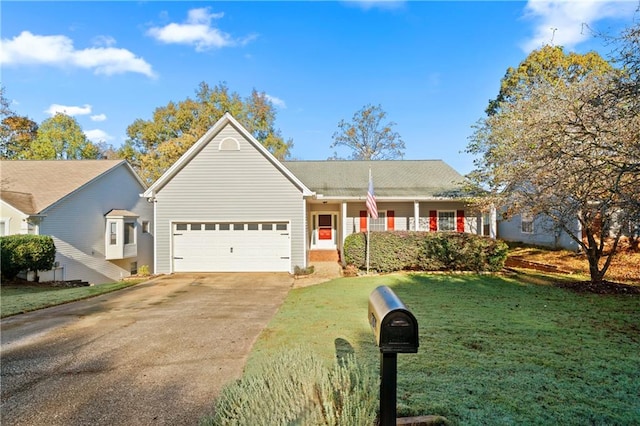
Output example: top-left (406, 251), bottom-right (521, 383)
top-left (1, 273), bottom-right (293, 426)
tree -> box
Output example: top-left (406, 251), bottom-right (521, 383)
top-left (610, 22), bottom-right (640, 246)
top-left (331, 104), bottom-right (405, 160)
top-left (0, 86), bottom-right (38, 159)
top-left (27, 113), bottom-right (99, 160)
top-left (121, 82), bottom-right (292, 184)
top-left (486, 45), bottom-right (613, 116)
top-left (467, 71), bottom-right (639, 284)
top-left (330, 104), bottom-right (405, 160)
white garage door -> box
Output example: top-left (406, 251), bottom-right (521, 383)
top-left (172, 222), bottom-right (291, 272)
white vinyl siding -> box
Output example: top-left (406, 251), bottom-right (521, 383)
top-left (154, 123), bottom-right (306, 273)
top-left (37, 165), bottom-right (154, 284)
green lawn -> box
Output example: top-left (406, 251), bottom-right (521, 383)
top-left (248, 273), bottom-right (640, 425)
top-left (0, 280), bottom-right (144, 318)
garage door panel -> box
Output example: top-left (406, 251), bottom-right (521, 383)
top-left (173, 222), bottom-right (290, 272)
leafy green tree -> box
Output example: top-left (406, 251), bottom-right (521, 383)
top-left (121, 82), bottom-right (292, 184)
top-left (0, 235), bottom-right (56, 281)
top-left (486, 45), bottom-right (613, 116)
top-left (330, 104), bottom-right (405, 160)
top-left (0, 86), bottom-right (38, 159)
top-left (28, 113), bottom-right (100, 160)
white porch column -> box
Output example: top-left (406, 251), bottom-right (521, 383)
top-left (341, 202), bottom-right (348, 264)
top-left (414, 201), bottom-right (420, 231)
top-left (490, 204), bottom-right (497, 239)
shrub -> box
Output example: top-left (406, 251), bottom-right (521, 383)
top-left (202, 347), bottom-right (377, 425)
top-left (0, 234), bottom-right (56, 280)
top-left (294, 265), bottom-right (315, 276)
top-left (138, 264), bottom-right (150, 276)
top-left (344, 231), bottom-right (508, 273)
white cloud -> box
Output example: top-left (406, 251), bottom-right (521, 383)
top-left (0, 31), bottom-right (156, 77)
top-left (84, 129), bottom-right (113, 143)
top-left (343, 0), bottom-right (406, 11)
top-left (92, 35), bottom-right (117, 47)
top-left (147, 7), bottom-right (257, 51)
top-left (91, 113), bottom-right (107, 122)
top-left (45, 103), bottom-right (92, 116)
top-left (521, 0), bottom-right (636, 52)
top-left (266, 94), bottom-right (286, 109)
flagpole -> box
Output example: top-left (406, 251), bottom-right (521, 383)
top-left (367, 210), bottom-right (371, 275)
top-left (366, 168), bottom-right (372, 275)
top-left (365, 167), bottom-right (378, 275)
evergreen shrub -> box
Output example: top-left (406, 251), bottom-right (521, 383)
top-left (0, 234), bottom-right (56, 280)
top-left (343, 231), bottom-right (508, 273)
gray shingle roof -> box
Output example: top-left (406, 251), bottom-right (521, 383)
top-left (282, 160), bottom-right (465, 198)
top-left (0, 160), bottom-right (125, 214)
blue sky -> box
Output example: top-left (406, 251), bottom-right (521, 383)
top-left (1, 1), bottom-right (637, 174)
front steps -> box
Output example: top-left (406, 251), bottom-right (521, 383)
top-left (309, 249), bottom-right (340, 262)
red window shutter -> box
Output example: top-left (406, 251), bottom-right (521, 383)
top-left (360, 211), bottom-right (367, 232)
top-left (457, 210), bottom-right (465, 232)
top-left (429, 210), bottom-right (437, 232)
top-left (387, 210), bottom-right (395, 230)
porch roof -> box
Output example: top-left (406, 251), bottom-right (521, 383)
top-left (282, 160), bottom-right (465, 198)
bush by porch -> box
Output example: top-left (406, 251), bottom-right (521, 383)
top-left (344, 231), bottom-right (509, 273)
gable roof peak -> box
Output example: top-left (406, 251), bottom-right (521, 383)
top-left (143, 113), bottom-right (313, 197)
top-left (0, 159), bottom-right (138, 214)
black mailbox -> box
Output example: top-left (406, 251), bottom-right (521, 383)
top-left (368, 285), bottom-right (419, 353)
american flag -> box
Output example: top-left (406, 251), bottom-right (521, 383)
top-left (366, 170), bottom-right (378, 219)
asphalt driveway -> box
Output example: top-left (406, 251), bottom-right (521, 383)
top-left (1, 273), bottom-right (293, 426)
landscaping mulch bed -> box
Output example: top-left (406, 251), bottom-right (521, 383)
top-left (554, 280), bottom-right (640, 295)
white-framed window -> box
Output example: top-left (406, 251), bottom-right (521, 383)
top-left (438, 211), bottom-right (456, 232)
top-left (142, 221), bottom-right (150, 234)
top-left (124, 221), bottom-right (135, 245)
top-left (106, 213), bottom-right (138, 260)
top-left (27, 221), bottom-right (37, 234)
top-left (0, 218), bottom-right (8, 236)
top-left (369, 211), bottom-right (387, 232)
top-left (482, 212), bottom-right (491, 236)
top-left (521, 213), bottom-right (534, 234)
top-left (109, 222), bottom-right (117, 245)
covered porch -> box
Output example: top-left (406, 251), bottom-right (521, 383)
top-left (306, 198), bottom-right (497, 264)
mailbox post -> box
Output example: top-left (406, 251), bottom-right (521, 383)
top-left (368, 286), bottom-right (419, 426)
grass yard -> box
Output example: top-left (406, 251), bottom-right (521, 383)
top-left (247, 273), bottom-right (640, 425)
top-left (0, 280), bottom-right (143, 318)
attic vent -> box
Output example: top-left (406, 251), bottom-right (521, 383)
top-left (219, 137), bottom-right (240, 151)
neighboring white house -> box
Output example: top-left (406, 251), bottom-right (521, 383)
top-left (0, 160), bottom-right (154, 284)
top-left (143, 113), bottom-right (497, 274)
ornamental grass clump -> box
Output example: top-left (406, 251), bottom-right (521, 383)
top-left (202, 347), bottom-right (377, 426)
